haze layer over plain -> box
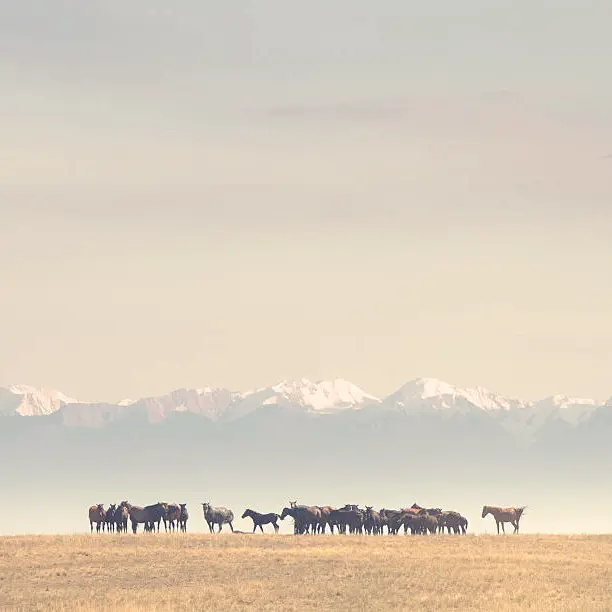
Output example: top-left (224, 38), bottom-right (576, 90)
top-left (2, 1), bottom-right (612, 402)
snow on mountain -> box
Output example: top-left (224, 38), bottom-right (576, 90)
top-left (263, 378), bottom-right (380, 412)
top-left (220, 378), bottom-right (381, 421)
top-left (0, 377), bottom-right (608, 443)
top-left (0, 384), bottom-right (80, 416)
top-left (527, 395), bottom-right (600, 428)
top-left (382, 377), bottom-right (528, 415)
top-left (118, 398), bottom-right (137, 407)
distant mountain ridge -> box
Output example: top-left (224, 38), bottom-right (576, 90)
top-left (0, 377), bottom-right (609, 445)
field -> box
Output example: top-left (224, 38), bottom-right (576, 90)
top-left (1, 534), bottom-right (611, 611)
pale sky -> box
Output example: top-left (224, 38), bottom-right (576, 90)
top-left (1, 1), bottom-right (611, 403)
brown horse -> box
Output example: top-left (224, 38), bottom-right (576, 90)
top-left (116, 501), bottom-right (129, 533)
top-left (164, 504), bottom-right (181, 532)
top-left (482, 505), bottom-right (526, 534)
top-left (88, 504), bottom-right (106, 533)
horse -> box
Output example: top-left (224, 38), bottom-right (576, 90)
top-left (179, 504), bottom-right (189, 533)
top-left (105, 504), bottom-right (117, 533)
top-left (241, 509), bottom-right (281, 533)
top-left (284, 503), bottom-right (321, 534)
top-left (88, 504), bottom-right (106, 533)
top-left (201, 502), bottom-right (234, 533)
top-left (280, 506), bottom-right (320, 534)
top-left (163, 504), bottom-right (181, 532)
top-left (438, 511), bottom-right (468, 535)
top-left (116, 501), bottom-right (129, 533)
top-left (127, 502), bottom-right (168, 534)
top-left (363, 506), bottom-right (382, 535)
top-left (482, 505), bottom-right (526, 534)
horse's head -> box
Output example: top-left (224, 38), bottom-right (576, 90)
top-left (481, 506), bottom-right (490, 518)
top-left (241, 509), bottom-right (251, 519)
top-left (108, 503), bottom-right (116, 513)
top-left (280, 507), bottom-right (292, 520)
top-left (289, 500), bottom-right (297, 508)
top-left (411, 503), bottom-right (423, 510)
top-left (180, 504), bottom-right (187, 510)
top-left (97, 503), bottom-right (104, 512)
top-left (201, 502), bottom-right (211, 514)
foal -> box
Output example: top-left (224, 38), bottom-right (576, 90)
top-left (241, 509), bottom-right (281, 533)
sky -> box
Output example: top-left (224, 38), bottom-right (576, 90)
top-left (1, 0), bottom-right (612, 404)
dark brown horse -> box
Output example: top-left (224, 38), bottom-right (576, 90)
top-left (88, 504), bottom-right (106, 533)
top-left (164, 504), bottom-right (181, 532)
top-left (482, 505), bottom-right (526, 534)
top-left (280, 506), bottom-right (320, 534)
top-left (116, 501), bottom-right (129, 533)
top-left (127, 502), bottom-right (168, 533)
top-left (241, 509), bottom-right (281, 533)
top-left (179, 504), bottom-right (189, 533)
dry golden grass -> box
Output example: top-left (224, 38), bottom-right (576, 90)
top-left (1, 533), bottom-right (611, 611)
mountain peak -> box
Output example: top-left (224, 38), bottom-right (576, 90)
top-left (547, 394), bottom-right (598, 408)
top-left (4, 384), bottom-right (79, 416)
top-left (263, 378), bottom-right (380, 412)
top-left (391, 377), bottom-right (527, 412)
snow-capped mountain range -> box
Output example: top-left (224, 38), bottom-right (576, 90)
top-left (1, 377), bottom-right (609, 443)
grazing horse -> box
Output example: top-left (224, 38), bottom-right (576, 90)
top-left (381, 509), bottom-right (410, 535)
top-left (438, 511), bottom-right (468, 535)
top-left (482, 505), bottom-right (526, 534)
top-left (242, 509), bottom-right (281, 533)
top-left (88, 504), bottom-right (106, 533)
top-left (179, 504), bottom-right (189, 533)
top-left (202, 502), bottom-right (234, 533)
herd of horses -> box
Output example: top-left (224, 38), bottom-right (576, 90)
top-left (88, 501), bottom-right (527, 536)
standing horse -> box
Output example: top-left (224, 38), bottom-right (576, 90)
top-left (202, 502), bottom-right (234, 533)
top-left (88, 504), bottom-right (106, 533)
top-left (164, 504), bottom-right (181, 532)
top-left (116, 501), bottom-right (129, 533)
top-left (482, 505), bottom-right (526, 534)
top-left (241, 509), bottom-right (281, 533)
top-left (179, 504), bottom-right (189, 533)
top-left (105, 504), bottom-right (117, 533)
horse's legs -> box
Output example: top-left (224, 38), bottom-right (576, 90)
top-left (273, 521), bottom-right (279, 533)
top-left (229, 521), bottom-right (234, 533)
top-left (501, 521), bottom-right (506, 534)
top-left (496, 520), bottom-right (500, 534)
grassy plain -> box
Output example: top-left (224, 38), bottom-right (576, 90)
top-left (0, 533), bottom-right (610, 611)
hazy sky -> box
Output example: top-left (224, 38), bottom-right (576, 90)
top-left (2, 1), bottom-right (611, 403)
